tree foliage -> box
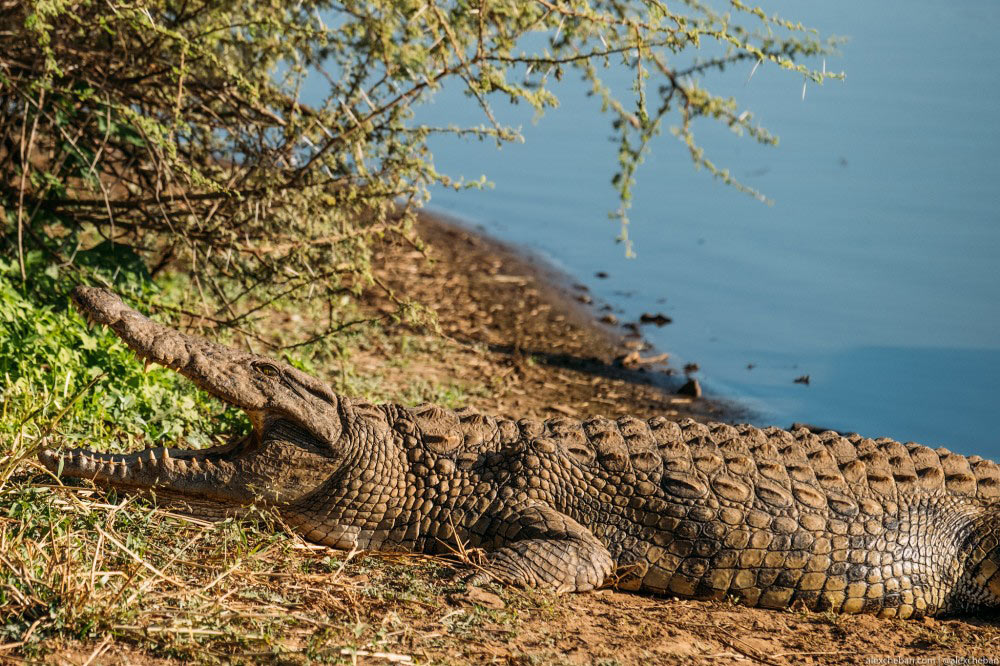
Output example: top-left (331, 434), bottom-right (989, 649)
top-left (0, 0), bottom-right (840, 343)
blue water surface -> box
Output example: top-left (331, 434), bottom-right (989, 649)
top-left (411, 1), bottom-right (1000, 456)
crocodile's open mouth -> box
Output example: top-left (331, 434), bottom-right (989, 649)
top-left (37, 286), bottom-right (341, 504)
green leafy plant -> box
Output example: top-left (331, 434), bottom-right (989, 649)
top-left (0, 252), bottom-right (247, 464)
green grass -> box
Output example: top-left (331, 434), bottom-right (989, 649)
top-left (1, 252), bottom-right (247, 454)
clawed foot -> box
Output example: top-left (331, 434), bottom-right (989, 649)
top-left (449, 565), bottom-right (502, 589)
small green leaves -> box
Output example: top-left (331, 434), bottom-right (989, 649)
top-left (0, 255), bottom-right (243, 451)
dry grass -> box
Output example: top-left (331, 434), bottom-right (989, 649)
top-left (2, 464), bottom-right (554, 664)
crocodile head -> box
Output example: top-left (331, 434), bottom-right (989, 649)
top-left (37, 286), bottom-right (346, 507)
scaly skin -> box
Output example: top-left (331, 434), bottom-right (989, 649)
top-left (39, 287), bottom-right (1000, 618)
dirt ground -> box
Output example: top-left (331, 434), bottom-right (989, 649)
top-left (25, 213), bottom-right (1000, 664)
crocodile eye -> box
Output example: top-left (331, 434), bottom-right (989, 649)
top-left (255, 363), bottom-right (279, 377)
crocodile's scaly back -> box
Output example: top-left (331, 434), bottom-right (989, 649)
top-left (290, 404), bottom-right (997, 618)
top-left (39, 287), bottom-right (1000, 618)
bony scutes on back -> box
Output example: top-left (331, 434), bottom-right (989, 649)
top-left (38, 286), bottom-right (1000, 618)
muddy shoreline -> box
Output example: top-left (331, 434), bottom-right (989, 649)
top-left (361, 210), bottom-right (742, 426)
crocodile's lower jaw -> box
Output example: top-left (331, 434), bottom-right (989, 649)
top-left (38, 438), bottom-right (247, 503)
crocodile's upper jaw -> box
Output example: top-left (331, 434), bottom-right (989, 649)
top-left (37, 286), bottom-right (345, 505)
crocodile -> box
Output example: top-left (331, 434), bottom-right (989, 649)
top-left (38, 286), bottom-right (1000, 618)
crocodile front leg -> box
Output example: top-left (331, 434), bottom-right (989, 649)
top-left (467, 501), bottom-right (614, 593)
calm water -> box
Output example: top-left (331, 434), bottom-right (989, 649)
top-left (415, 1), bottom-right (1000, 456)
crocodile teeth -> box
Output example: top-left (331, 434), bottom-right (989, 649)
top-left (144, 358), bottom-right (152, 373)
top-left (75, 451), bottom-right (93, 472)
